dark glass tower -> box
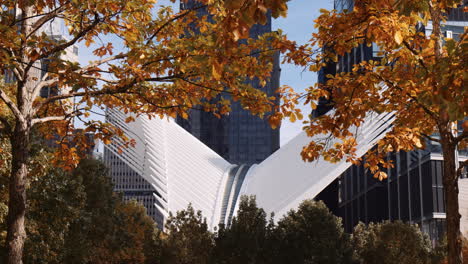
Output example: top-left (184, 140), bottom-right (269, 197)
top-left (316, 0), bottom-right (468, 244)
top-left (177, 1), bottom-right (280, 165)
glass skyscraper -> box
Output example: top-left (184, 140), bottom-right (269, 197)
top-left (176, 0), bottom-right (281, 165)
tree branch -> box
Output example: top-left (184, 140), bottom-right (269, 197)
top-left (420, 132), bottom-right (441, 143)
top-left (0, 88), bottom-right (24, 123)
top-left (455, 130), bottom-right (467, 145)
top-left (26, 2), bottom-right (71, 40)
top-left (178, 77), bottom-right (230, 94)
top-left (31, 115), bottom-right (66, 125)
top-left (457, 159), bottom-right (468, 179)
top-left (374, 75), bottom-right (439, 122)
top-left (36, 12), bottom-right (101, 62)
top-left (33, 74), bottom-right (187, 113)
top-left (31, 78), bottom-right (58, 101)
top-left (146, 4), bottom-right (208, 45)
top-left (78, 53), bottom-right (127, 74)
top-left (81, 75), bottom-right (118, 84)
top-left (31, 106), bottom-right (84, 126)
top-left (402, 40), bottom-right (429, 73)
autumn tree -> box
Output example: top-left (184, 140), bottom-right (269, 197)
top-left (285, 1), bottom-right (467, 263)
top-left (0, 0), bottom-right (293, 263)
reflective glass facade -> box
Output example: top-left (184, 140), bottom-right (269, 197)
top-left (335, 151), bottom-right (464, 243)
top-left (177, 1), bottom-right (280, 165)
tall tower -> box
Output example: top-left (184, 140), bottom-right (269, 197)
top-left (177, 1), bottom-right (281, 165)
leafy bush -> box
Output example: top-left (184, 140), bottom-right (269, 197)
top-left (274, 200), bottom-right (353, 264)
top-left (211, 195), bottom-right (275, 264)
top-left (351, 221), bottom-right (433, 264)
top-left (162, 205), bottom-right (213, 264)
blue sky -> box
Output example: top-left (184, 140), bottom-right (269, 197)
top-left (273, 0), bottom-right (333, 144)
top-left (77, 0), bottom-right (334, 145)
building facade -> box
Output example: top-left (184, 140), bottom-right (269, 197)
top-left (103, 2), bottom-right (279, 226)
top-left (176, 0), bottom-right (281, 165)
top-left (103, 106), bottom-right (395, 230)
top-left (316, 0), bottom-right (468, 243)
top-left (103, 148), bottom-right (165, 228)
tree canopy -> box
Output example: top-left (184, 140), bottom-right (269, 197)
top-left (155, 196), bottom-right (448, 264)
top-left (287, 1), bottom-right (467, 262)
top-left (0, 158), bottom-right (161, 264)
top-left (351, 221), bottom-right (434, 264)
top-left (0, 0), bottom-right (294, 262)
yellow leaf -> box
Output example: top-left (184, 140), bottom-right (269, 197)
top-left (394, 31), bottom-right (403, 45)
top-left (289, 114), bottom-right (296, 123)
top-left (296, 112), bottom-right (304, 120)
top-left (233, 29), bottom-right (241, 41)
top-left (414, 138), bottom-right (423, 148)
top-left (212, 64), bottom-right (222, 80)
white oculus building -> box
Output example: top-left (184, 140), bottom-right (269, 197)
top-left (104, 108), bottom-right (396, 230)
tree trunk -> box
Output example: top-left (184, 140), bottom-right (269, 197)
top-left (6, 122), bottom-right (30, 264)
top-left (441, 136), bottom-right (463, 264)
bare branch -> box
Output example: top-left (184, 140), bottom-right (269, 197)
top-left (31, 115), bottom-right (66, 125)
top-left (78, 53), bottom-right (127, 74)
top-left (31, 106), bottom-right (84, 125)
top-left (11, 66), bottom-right (23, 82)
top-left (31, 78), bottom-right (58, 100)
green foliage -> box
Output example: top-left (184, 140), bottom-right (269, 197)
top-left (62, 159), bottom-right (160, 264)
top-left (211, 195), bottom-right (275, 264)
top-left (351, 221), bottom-right (433, 264)
top-left (154, 197), bottom-right (355, 264)
top-left (432, 235), bottom-right (448, 264)
top-left (275, 199), bottom-right (353, 264)
top-left (162, 204), bottom-right (214, 264)
top-left (0, 138), bottom-right (9, 257)
top-left (24, 167), bottom-right (86, 264)
top-left (1, 158), bottom-right (161, 264)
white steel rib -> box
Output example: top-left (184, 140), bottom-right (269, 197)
top-left (105, 106), bottom-right (395, 228)
top-left (235, 111), bottom-right (395, 221)
top-left (105, 108), bottom-right (232, 229)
